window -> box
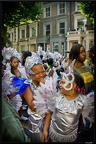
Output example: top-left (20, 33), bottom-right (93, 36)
top-left (89, 41), bottom-right (94, 48)
top-left (32, 27), bottom-right (36, 37)
top-left (46, 25), bottom-right (50, 35)
top-left (75, 2), bottom-right (80, 11)
top-left (59, 3), bottom-right (65, 14)
top-left (77, 19), bottom-right (84, 31)
top-left (21, 45), bottom-right (25, 52)
top-left (73, 41), bottom-right (78, 45)
top-left (53, 42), bottom-right (59, 52)
top-left (59, 22), bottom-right (65, 34)
top-left (77, 5), bottom-right (80, 11)
top-left (57, 2), bottom-right (66, 15)
top-left (46, 7), bottom-right (50, 17)
top-left (14, 28), bottom-right (16, 42)
top-left (21, 30), bottom-right (25, 39)
top-left (12, 33), bottom-right (13, 42)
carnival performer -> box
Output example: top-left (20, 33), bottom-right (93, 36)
top-left (10, 57), bottom-right (94, 142)
top-left (66, 44), bottom-right (94, 140)
top-left (22, 53), bottom-right (52, 142)
top-left (2, 56), bottom-right (28, 120)
top-left (2, 47), bottom-right (22, 69)
top-left (21, 50), bottom-right (32, 111)
top-left (22, 50), bottom-right (32, 66)
top-left (34, 71), bottom-right (94, 142)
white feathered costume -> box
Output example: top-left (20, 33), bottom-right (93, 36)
top-left (8, 57), bottom-right (94, 142)
top-left (2, 47), bottom-right (28, 111)
top-left (33, 71), bottom-right (94, 142)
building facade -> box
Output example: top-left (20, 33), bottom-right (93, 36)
top-left (66, 2), bottom-right (94, 55)
top-left (7, 2), bottom-right (94, 57)
top-left (37, 2), bottom-right (76, 56)
top-left (7, 22), bottom-right (38, 53)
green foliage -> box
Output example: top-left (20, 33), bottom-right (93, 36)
top-left (2, 2), bottom-right (43, 28)
top-left (2, 1), bottom-right (43, 47)
top-left (78, 2), bottom-right (94, 23)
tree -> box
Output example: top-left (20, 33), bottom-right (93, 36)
top-left (78, 2), bottom-right (94, 23)
top-left (2, 1), bottom-right (43, 47)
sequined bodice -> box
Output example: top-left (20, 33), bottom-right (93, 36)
top-left (49, 94), bottom-right (84, 142)
top-left (27, 82), bottom-right (45, 133)
top-left (27, 82), bottom-right (42, 117)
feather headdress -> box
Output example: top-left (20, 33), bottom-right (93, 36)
top-left (2, 47), bottom-right (22, 62)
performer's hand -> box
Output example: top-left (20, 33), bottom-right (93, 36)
top-left (6, 96), bottom-right (10, 102)
top-left (7, 92), bottom-right (16, 99)
top-left (42, 130), bottom-right (48, 142)
top-left (40, 78), bottom-right (45, 84)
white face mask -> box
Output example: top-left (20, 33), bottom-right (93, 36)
top-left (60, 72), bottom-right (74, 91)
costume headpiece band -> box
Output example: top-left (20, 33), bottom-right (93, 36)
top-left (25, 52), bottom-right (43, 74)
top-left (60, 59), bottom-right (76, 90)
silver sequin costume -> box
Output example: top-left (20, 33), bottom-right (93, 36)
top-left (49, 93), bottom-right (94, 142)
top-left (27, 82), bottom-right (45, 142)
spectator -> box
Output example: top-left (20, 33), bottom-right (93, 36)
top-left (2, 97), bottom-right (29, 142)
top-left (68, 43), bottom-right (94, 94)
top-left (22, 51), bottom-right (32, 66)
top-left (88, 46), bottom-right (94, 73)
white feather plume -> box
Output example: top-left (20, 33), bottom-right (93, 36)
top-left (33, 76), bottom-right (58, 116)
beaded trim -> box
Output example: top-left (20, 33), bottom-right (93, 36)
top-left (49, 126), bottom-right (77, 142)
top-left (56, 94), bottom-right (83, 113)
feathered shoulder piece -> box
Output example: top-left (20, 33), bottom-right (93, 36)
top-left (33, 76), bottom-right (58, 116)
top-left (10, 77), bottom-right (31, 95)
top-left (82, 91), bottom-right (94, 128)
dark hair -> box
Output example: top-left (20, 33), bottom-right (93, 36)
top-left (88, 46), bottom-right (94, 52)
top-left (22, 51), bottom-right (32, 66)
top-left (73, 72), bottom-right (86, 94)
top-left (40, 55), bottom-right (43, 60)
top-left (2, 55), bottom-right (3, 61)
top-left (10, 56), bottom-right (19, 75)
top-left (69, 44), bottom-right (83, 61)
top-left (56, 67), bottom-right (64, 76)
top-left (73, 72), bottom-right (85, 88)
top-left (10, 56), bottom-right (19, 63)
top-left (47, 58), bottom-right (53, 66)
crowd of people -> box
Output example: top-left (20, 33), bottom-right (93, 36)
top-left (2, 44), bottom-right (94, 142)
